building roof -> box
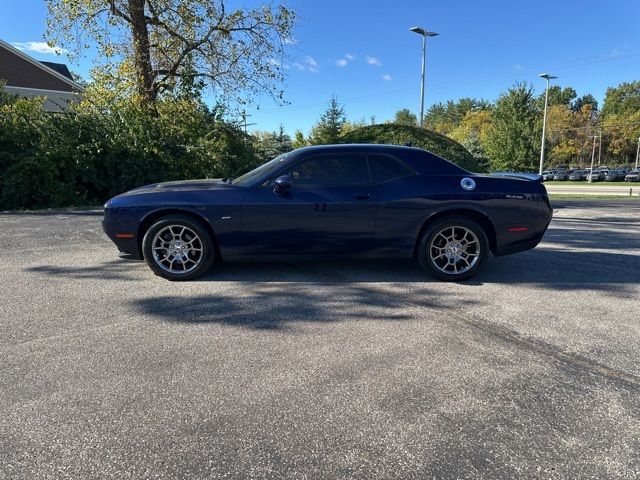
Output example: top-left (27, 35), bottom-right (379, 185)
top-left (0, 38), bottom-right (84, 93)
top-left (39, 61), bottom-right (74, 81)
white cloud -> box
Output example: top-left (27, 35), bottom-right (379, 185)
top-left (335, 58), bottom-right (348, 67)
top-left (12, 41), bottom-right (68, 55)
top-left (345, 53), bottom-right (355, 61)
top-left (514, 64), bottom-right (523, 71)
top-left (366, 55), bottom-right (382, 66)
top-left (382, 74), bottom-right (392, 81)
top-left (283, 37), bottom-right (299, 45)
top-left (304, 56), bottom-right (319, 72)
top-left (292, 56), bottom-right (319, 73)
top-left (267, 57), bottom-right (290, 70)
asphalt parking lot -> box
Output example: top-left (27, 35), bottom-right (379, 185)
top-left (1, 200), bottom-right (639, 479)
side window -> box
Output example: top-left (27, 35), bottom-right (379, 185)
top-left (284, 154), bottom-right (369, 186)
top-left (369, 154), bottom-right (414, 184)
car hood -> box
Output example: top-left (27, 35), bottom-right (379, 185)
top-left (119, 178), bottom-right (239, 195)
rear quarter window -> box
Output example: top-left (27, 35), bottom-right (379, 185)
top-left (369, 154), bottom-right (414, 184)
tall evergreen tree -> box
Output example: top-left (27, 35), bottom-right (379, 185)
top-left (392, 109), bottom-right (418, 126)
top-left (309, 95), bottom-right (346, 145)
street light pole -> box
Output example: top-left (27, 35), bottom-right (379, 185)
top-left (410, 27), bottom-right (439, 128)
top-left (588, 133), bottom-right (597, 183)
top-left (636, 136), bottom-right (640, 170)
top-left (597, 129), bottom-right (602, 166)
top-left (538, 73), bottom-right (557, 175)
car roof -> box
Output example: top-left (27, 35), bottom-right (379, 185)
top-left (292, 143), bottom-right (427, 155)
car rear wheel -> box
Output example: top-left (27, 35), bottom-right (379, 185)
top-left (418, 216), bottom-right (489, 281)
top-left (142, 215), bottom-right (215, 281)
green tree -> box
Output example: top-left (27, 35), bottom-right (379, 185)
top-left (600, 81), bottom-right (640, 163)
top-left (541, 86), bottom-right (577, 108)
top-left (45, 0), bottom-right (295, 104)
top-left (485, 82), bottom-right (540, 172)
top-left (601, 81), bottom-right (640, 118)
top-left (392, 108), bottom-right (418, 126)
top-left (309, 95), bottom-right (346, 145)
top-left (572, 94), bottom-right (598, 114)
top-left (449, 110), bottom-right (493, 168)
top-left (252, 125), bottom-right (292, 162)
top-left (292, 130), bottom-right (308, 149)
top-left (424, 98), bottom-right (491, 134)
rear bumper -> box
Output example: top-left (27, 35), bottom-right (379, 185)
top-left (494, 200), bottom-right (552, 257)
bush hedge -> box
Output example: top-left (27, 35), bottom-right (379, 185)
top-left (0, 94), bottom-right (258, 210)
top-left (340, 124), bottom-right (481, 172)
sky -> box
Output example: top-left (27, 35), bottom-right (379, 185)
top-left (1, 0), bottom-right (639, 135)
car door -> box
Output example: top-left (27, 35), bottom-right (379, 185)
top-left (241, 152), bottom-right (377, 255)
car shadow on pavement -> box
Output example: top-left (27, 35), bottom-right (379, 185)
top-left (26, 244), bottom-right (640, 291)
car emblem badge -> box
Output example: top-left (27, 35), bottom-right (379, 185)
top-left (461, 178), bottom-right (476, 191)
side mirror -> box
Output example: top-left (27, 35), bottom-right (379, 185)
top-left (273, 175), bottom-right (292, 195)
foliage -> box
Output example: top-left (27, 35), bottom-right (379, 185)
top-left (424, 98), bottom-right (491, 135)
top-left (546, 104), bottom-right (595, 165)
top-left (251, 125), bottom-right (293, 163)
top-left (601, 81), bottom-right (640, 118)
top-left (392, 109), bottom-right (418, 127)
top-left (448, 110), bottom-right (493, 169)
top-left (292, 130), bottom-right (308, 149)
top-left (484, 82), bottom-right (540, 172)
top-left (572, 94), bottom-right (598, 114)
top-left (540, 86), bottom-right (577, 108)
top-left (601, 110), bottom-right (640, 163)
top-left (308, 95), bottom-right (347, 145)
top-left (340, 124), bottom-right (481, 172)
top-left (0, 93), bottom-right (256, 210)
top-left (45, 0), bottom-right (295, 104)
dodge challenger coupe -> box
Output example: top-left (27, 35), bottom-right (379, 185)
top-left (102, 144), bottom-right (552, 281)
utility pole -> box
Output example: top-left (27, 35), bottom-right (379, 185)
top-left (588, 133), bottom-right (597, 183)
top-left (240, 110), bottom-right (256, 136)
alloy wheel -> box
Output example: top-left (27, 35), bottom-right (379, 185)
top-left (151, 225), bottom-right (204, 274)
top-left (429, 226), bottom-right (480, 275)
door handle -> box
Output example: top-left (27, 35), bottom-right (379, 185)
top-left (353, 194), bottom-right (371, 200)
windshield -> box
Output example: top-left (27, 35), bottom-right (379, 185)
top-left (233, 153), bottom-right (291, 186)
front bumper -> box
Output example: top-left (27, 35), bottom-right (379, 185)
top-left (102, 209), bottom-right (143, 259)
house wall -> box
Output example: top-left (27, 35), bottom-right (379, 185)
top-left (3, 86), bottom-right (80, 112)
top-left (0, 44), bottom-right (74, 92)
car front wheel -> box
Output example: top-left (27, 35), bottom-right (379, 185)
top-left (418, 216), bottom-right (489, 281)
top-left (142, 215), bottom-right (215, 281)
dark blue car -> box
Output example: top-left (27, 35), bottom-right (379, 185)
top-left (103, 144), bottom-right (552, 281)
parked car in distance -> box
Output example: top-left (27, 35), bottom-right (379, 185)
top-left (542, 170), bottom-right (556, 181)
top-left (587, 170), bottom-right (604, 182)
top-left (102, 144), bottom-right (553, 282)
top-left (553, 170), bottom-right (569, 181)
top-left (625, 170), bottom-right (640, 182)
top-left (568, 170), bottom-right (586, 181)
top-left (605, 169), bottom-right (627, 181)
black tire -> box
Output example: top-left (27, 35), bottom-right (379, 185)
top-left (417, 216), bottom-right (489, 281)
top-left (142, 214), bottom-right (216, 281)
